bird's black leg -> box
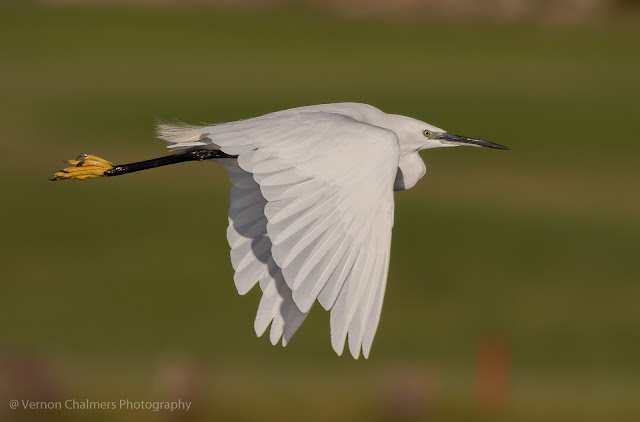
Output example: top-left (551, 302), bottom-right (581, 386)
top-left (105, 149), bottom-right (238, 177)
top-left (49, 149), bottom-right (238, 181)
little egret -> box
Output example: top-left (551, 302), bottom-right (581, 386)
top-left (50, 103), bottom-right (508, 358)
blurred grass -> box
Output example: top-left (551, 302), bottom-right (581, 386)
top-left (1, 4), bottom-right (639, 422)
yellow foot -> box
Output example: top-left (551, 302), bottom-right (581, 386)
top-left (49, 154), bottom-right (114, 181)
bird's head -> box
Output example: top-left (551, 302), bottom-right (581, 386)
top-left (386, 114), bottom-right (509, 153)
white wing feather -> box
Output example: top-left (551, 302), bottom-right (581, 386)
top-left (162, 106), bottom-right (399, 358)
top-left (215, 111), bottom-right (397, 358)
top-left (226, 166), bottom-right (308, 346)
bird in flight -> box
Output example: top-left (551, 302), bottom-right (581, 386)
top-left (50, 103), bottom-right (508, 358)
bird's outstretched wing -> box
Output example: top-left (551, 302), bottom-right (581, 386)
top-left (171, 111), bottom-right (399, 358)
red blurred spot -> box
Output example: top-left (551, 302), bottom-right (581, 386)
top-left (476, 334), bottom-right (510, 416)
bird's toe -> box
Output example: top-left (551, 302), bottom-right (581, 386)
top-left (49, 154), bottom-right (114, 181)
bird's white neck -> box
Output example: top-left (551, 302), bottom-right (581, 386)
top-left (394, 152), bottom-right (426, 191)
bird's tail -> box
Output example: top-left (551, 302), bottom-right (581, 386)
top-left (156, 122), bottom-right (212, 150)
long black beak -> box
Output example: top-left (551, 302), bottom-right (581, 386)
top-left (434, 133), bottom-right (509, 150)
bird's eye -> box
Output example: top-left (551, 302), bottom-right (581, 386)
top-left (423, 130), bottom-right (431, 137)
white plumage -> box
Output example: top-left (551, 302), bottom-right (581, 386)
top-left (157, 102), bottom-right (507, 358)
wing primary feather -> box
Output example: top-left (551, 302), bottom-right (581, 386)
top-left (317, 242), bottom-right (359, 310)
top-left (292, 234), bottom-right (351, 312)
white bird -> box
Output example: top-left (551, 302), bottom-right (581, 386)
top-left (50, 102), bottom-right (508, 358)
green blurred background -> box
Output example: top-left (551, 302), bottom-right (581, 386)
top-left (1, 2), bottom-right (639, 421)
